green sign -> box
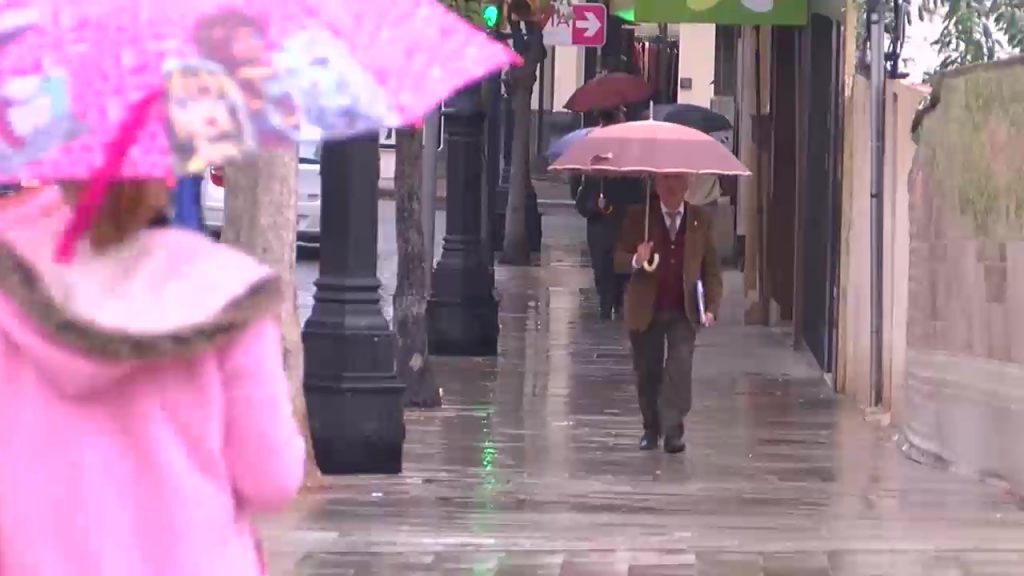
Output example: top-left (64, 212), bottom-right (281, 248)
top-left (635, 0), bottom-right (807, 25)
top-left (615, 7), bottom-right (637, 22)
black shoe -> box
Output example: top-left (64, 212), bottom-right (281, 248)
top-left (639, 432), bottom-right (660, 451)
top-left (663, 435), bottom-right (686, 454)
top-left (599, 307), bottom-right (613, 320)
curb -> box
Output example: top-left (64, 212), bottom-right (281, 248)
top-left (376, 188), bottom-right (575, 210)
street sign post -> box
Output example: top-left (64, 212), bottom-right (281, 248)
top-left (542, 2), bottom-right (607, 47)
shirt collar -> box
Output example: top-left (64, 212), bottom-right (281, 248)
top-left (660, 202), bottom-right (685, 218)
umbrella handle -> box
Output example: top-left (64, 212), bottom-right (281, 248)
top-left (642, 253), bottom-right (660, 272)
top-left (599, 180), bottom-right (612, 214)
top-left (643, 177), bottom-right (651, 239)
top-left (640, 176), bottom-right (657, 271)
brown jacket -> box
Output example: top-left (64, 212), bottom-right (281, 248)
top-left (614, 202), bottom-right (723, 333)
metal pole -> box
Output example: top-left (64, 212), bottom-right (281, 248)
top-left (484, 71), bottom-right (503, 265)
top-left (753, 26), bottom-right (769, 325)
top-left (658, 24), bottom-right (669, 103)
top-left (495, 72), bottom-right (513, 250)
top-left (421, 109), bottom-right (441, 289)
top-left (536, 55), bottom-right (546, 164)
top-left (868, 0), bottom-right (886, 407)
top-left (582, 46), bottom-right (599, 128)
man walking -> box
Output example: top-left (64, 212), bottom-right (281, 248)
top-left (573, 108), bottom-right (643, 319)
top-left (615, 174), bottom-right (723, 453)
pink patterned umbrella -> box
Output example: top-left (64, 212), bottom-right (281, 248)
top-left (0, 1), bottom-right (518, 260)
top-left (548, 120), bottom-right (750, 176)
top-left (0, 1), bottom-right (518, 183)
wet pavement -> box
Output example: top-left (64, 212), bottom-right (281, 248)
top-left (276, 205), bottom-right (1024, 575)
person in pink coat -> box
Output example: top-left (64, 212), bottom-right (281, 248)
top-left (0, 182), bottom-right (306, 576)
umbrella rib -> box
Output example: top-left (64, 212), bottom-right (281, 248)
top-left (550, 165), bottom-right (752, 176)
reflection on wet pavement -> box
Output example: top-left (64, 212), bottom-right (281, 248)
top-left (273, 206), bottom-right (1024, 575)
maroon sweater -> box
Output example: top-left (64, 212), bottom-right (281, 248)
top-left (651, 210), bottom-right (687, 313)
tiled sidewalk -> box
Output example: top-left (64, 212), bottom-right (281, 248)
top-left (272, 210), bottom-right (1024, 575)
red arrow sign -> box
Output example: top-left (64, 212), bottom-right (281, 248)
top-left (570, 3), bottom-right (607, 47)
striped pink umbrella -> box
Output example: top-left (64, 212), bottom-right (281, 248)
top-left (548, 120), bottom-right (750, 176)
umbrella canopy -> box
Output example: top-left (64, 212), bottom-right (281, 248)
top-left (0, 1), bottom-right (518, 184)
top-left (0, 8), bottom-right (36, 45)
top-left (648, 103), bottom-right (733, 134)
top-left (544, 126), bottom-right (595, 163)
top-left (0, 1), bottom-right (518, 261)
top-left (563, 72), bottom-right (653, 113)
top-left (548, 120), bottom-right (750, 177)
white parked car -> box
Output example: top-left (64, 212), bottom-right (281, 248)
top-left (201, 142), bottom-right (323, 244)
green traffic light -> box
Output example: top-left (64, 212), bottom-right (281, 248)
top-left (482, 4), bottom-right (500, 27)
top-left (614, 7), bottom-right (636, 23)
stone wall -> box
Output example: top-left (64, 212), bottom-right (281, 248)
top-left (902, 57), bottom-right (1024, 491)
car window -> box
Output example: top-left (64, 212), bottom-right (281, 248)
top-left (299, 142), bottom-right (321, 164)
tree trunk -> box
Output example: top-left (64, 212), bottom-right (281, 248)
top-left (221, 150), bottom-right (323, 487)
top-left (394, 128), bottom-right (440, 408)
top-left (500, 22), bottom-right (545, 265)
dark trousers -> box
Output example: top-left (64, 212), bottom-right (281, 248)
top-left (629, 310), bottom-right (697, 437)
top-left (591, 254), bottom-right (627, 313)
top-left (587, 219), bottom-right (626, 313)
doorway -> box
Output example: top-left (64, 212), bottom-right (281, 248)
top-left (800, 13), bottom-right (844, 373)
top-left (634, 34), bottom-right (679, 104)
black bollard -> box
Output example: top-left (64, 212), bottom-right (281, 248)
top-left (302, 135), bottom-right (405, 475)
top-left (427, 82), bottom-right (500, 357)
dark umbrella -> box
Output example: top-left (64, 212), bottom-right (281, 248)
top-left (647, 103), bottom-right (732, 135)
top-left (545, 127), bottom-right (595, 163)
top-left (564, 72), bottom-right (654, 113)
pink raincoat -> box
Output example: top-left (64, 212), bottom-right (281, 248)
top-left (0, 187), bottom-right (305, 576)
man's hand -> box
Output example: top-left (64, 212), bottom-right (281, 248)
top-left (634, 242), bottom-right (654, 269)
top-left (702, 313), bottom-right (716, 327)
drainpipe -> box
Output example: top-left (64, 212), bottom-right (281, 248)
top-left (867, 0), bottom-right (886, 407)
top-left (753, 25), bottom-right (769, 325)
top-left (421, 109), bottom-right (441, 290)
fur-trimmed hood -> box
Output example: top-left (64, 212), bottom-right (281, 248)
top-left (0, 186), bottom-right (283, 397)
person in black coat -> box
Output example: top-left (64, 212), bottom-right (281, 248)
top-left (571, 109), bottom-right (643, 319)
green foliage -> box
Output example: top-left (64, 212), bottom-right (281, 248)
top-left (918, 0), bottom-right (1024, 71)
top-left (855, 0), bottom-right (903, 50)
top-left (918, 66), bottom-right (1024, 235)
top-left (443, 0), bottom-right (487, 27)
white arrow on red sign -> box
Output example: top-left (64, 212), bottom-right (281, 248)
top-left (577, 10), bottom-right (601, 37)
top-left (570, 3), bottom-right (607, 47)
